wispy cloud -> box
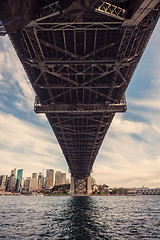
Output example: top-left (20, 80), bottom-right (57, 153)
top-left (0, 111), bottom-right (68, 178)
top-left (93, 114), bottom-right (160, 187)
top-left (0, 35), bottom-right (34, 111)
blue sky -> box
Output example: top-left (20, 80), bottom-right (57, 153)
top-left (0, 21), bottom-right (160, 188)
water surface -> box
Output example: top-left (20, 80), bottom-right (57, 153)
top-left (0, 195), bottom-right (160, 239)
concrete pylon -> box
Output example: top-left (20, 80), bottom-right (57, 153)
top-left (70, 175), bottom-right (92, 196)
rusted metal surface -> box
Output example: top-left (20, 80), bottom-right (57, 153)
top-left (1, 1), bottom-right (159, 181)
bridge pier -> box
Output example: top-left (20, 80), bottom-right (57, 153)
top-left (70, 175), bottom-right (92, 196)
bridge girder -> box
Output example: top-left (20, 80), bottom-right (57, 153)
top-left (1, 0), bottom-right (160, 193)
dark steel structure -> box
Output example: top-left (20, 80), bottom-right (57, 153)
top-left (0, 0), bottom-right (160, 194)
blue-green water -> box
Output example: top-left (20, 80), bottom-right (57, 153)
top-left (0, 195), bottom-right (160, 239)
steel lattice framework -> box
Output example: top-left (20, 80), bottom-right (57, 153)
top-left (2, 0), bottom-right (160, 182)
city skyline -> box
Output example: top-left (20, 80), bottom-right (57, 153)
top-left (0, 167), bottom-right (69, 193)
top-left (0, 167), bottom-right (68, 180)
top-left (0, 20), bottom-right (160, 188)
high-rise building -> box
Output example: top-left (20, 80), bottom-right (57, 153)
top-left (38, 172), bottom-right (43, 190)
top-left (11, 168), bottom-right (16, 191)
top-left (0, 175), bottom-right (8, 191)
top-left (32, 173), bottom-right (38, 179)
top-left (55, 172), bottom-right (66, 185)
top-left (21, 178), bottom-right (25, 191)
top-left (30, 172), bottom-right (38, 191)
top-left (8, 168), bottom-right (16, 192)
top-left (60, 173), bottom-right (66, 185)
top-left (46, 169), bottom-right (54, 189)
top-left (0, 176), bottom-right (2, 187)
top-left (43, 177), bottom-right (46, 189)
top-left (55, 171), bottom-right (61, 186)
top-left (11, 168), bottom-right (16, 176)
top-left (15, 169), bottom-right (23, 192)
top-left (24, 177), bottom-right (31, 192)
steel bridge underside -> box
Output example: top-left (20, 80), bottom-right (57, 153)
top-left (3, 0), bottom-right (160, 182)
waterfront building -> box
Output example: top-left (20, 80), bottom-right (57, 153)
top-left (26, 172), bottom-right (38, 191)
top-left (46, 169), bottom-right (54, 189)
top-left (10, 168), bottom-right (16, 192)
top-left (32, 173), bottom-right (38, 179)
top-left (15, 169), bottom-right (23, 192)
top-left (38, 172), bottom-right (43, 190)
top-left (0, 175), bottom-right (8, 191)
top-left (43, 177), bottom-right (46, 189)
top-left (55, 171), bottom-right (61, 186)
top-left (136, 188), bottom-right (160, 195)
top-left (60, 173), bottom-right (66, 185)
top-left (30, 178), bottom-right (38, 191)
top-left (24, 177), bottom-right (31, 192)
top-left (127, 188), bottom-right (137, 194)
top-left (21, 178), bottom-right (25, 192)
top-left (55, 172), bottom-right (67, 185)
top-left (8, 169), bottom-right (16, 192)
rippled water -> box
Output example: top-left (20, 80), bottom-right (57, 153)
top-left (0, 195), bottom-right (160, 239)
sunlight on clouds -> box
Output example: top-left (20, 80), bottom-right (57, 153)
top-left (110, 114), bottom-right (147, 134)
top-left (0, 149), bottom-right (64, 178)
top-left (0, 111), bottom-right (66, 177)
top-left (0, 111), bottom-right (60, 153)
top-left (94, 156), bottom-right (160, 188)
top-left (94, 112), bottom-right (160, 188)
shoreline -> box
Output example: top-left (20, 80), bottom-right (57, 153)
top-left (1, 192), bottom-right (160, 197)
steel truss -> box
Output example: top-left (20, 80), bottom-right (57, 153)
top-left (6, 0), bottom-right (160, 192)
top-left (74, 177), bottom-right (90, 195)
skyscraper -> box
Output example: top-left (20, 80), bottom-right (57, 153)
top-left (8, 168), bottom-right (16, 192)
top-left (43, 177), bottom-right (46, 189)
top-left (15, 169), bottom-right (23, 192)
top-left (46, 169), bottom-right (54, 189)
top-left (32, 173), bottom-right (37, 179)
top-left (55, 172), bottom-right (66, 185)
top-left (0, 175), bottom-right (8, 191)
top-left (38, 172), bottom-right (43, 190)
top-left (60, 173), bottom-right (66, 185)
top-left (24, 177), bottom-right (31, 192)
top-left (30, 173), bottom-right (38, 191)
top-left (55, 171), bottom-right (61, 186)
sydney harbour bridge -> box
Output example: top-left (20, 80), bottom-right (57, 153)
top-left (0, 0), bottom-right (159, 195)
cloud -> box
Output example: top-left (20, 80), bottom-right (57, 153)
top-left (110, 114), bottom-right (147, 134)
top-left (0, 35), bottom-right (48, 125)
top-left (0, 35), bottom-right (34, 111)
top-left (93, 111), bottom-right (160, 188)
top-left (0, 111), bottom-right (68, 178)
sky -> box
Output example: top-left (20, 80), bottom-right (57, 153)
top-left (0, 20), bottom-right (160, 188)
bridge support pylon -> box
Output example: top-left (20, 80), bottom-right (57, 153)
top-left (70, 175), bottom-right (92, 196)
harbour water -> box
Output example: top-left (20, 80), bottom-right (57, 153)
top-left (0, 195), bottom-right (160, 239)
